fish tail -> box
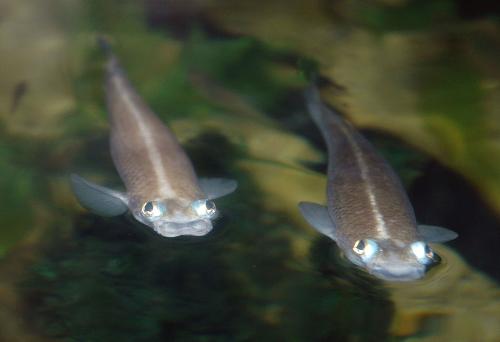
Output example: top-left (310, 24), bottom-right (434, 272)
top-left (304, 83), bottom-right (344, 127)
top-left (96, 35), bottom-right (122, 76)
top-left (97, 35), bottom-right (112, 56)
top-left (304, 84), bottom-right (325, 127)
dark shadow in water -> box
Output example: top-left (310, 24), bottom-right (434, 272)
top-left (19, 131), bottom-right (394, 341)
top-left (409, 161), bottom-right (500, 281)
top-left (184, 130), bottom-right (242, 178)
top-left (455, 0), bottom-right (500, 20)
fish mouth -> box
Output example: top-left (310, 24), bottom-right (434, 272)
top-left (368, 266), bottom-right (426, 282)
top-left (153, 219), bottom-right (213, 237)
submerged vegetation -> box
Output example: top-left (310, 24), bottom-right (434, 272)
top-left (21, 171), bottom-right (393, 341)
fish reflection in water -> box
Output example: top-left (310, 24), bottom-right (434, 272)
top-left (71, 39), bottom-right (237, 237)
top-left (298, 85), bottom-right (458, 282)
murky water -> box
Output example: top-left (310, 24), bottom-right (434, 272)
top-left (1, 1), bottom-right (499, 341)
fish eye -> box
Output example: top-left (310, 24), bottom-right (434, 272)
top-left (192, 199), bottom-right (217, 218)
top-left (141, 200), bottom-right (166, 219)
top-left (353, 240), bottom-right (365, 254)
top-left (411, 241), bottom-right (434, 264)
top-left (353, 239), bottom-right (378, 260)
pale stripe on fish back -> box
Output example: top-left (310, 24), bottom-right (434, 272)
top-left (105, 59), bottom-right (202, 204)
top-left (319, 110), bottom-right (418, 244)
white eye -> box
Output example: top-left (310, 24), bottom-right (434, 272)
top-left (411, 241), bottom-right (433, 264)
top-left (353, 239), bottom-right (378, 260)
top-left (141, 201), bottom-right (166, 219)
top-left (192, 199), bottom-right (216, 218)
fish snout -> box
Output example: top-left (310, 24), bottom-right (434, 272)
top-left (153, 219), bottom-right (213, 237)
top-left (369, 263), bottom-right (426, 282)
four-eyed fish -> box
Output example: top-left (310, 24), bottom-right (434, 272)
top-left (298, 86), bottom-right (457, 281)
top-left (71, 41), bottom-right (237, 237)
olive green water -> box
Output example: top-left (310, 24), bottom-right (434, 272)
top-left (0, 1), bottom-right (499, 341)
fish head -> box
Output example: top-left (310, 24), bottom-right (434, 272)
top-left (344, 238), bottom-right (440, 281)
top-left (131, 197), bottom-right (218, 237)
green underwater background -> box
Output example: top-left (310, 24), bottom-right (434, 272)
top-left (0, 0), bottom-right (499, 341)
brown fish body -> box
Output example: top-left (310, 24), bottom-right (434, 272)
top-left (105, 57), bottom-right (204, 210)
top-left (298, 87), bottom-right (458, 281)
top-left (70, 42), bottom-right (237, 238)
top-left (318, 113), bottom-right (418, 249)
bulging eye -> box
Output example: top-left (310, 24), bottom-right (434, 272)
top-left (353, 240), bottom-right (365, 254)
top-left (353, 239), bottom-right (378, 260)
top-left (411, 241), bottom-right (434, 264)
top-left (141, 200), bottom-right (166, 219)
top-left (192, 199), bottom-right (217, 218)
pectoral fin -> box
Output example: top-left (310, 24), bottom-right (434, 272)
top-left (199, 178), bottom-right (238, 200)
top-left (298, 202), bottom-right (336, 240)
top-left (418, 225), bottom-right (458, 243)
top-left (70, 174), bottom-right (129, 217)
